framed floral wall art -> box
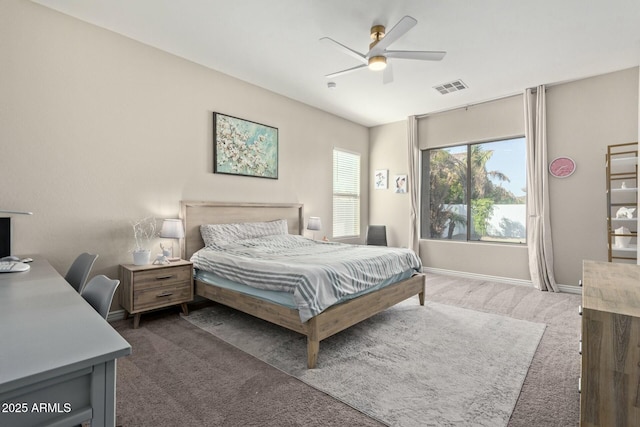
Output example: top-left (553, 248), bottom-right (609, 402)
top-left (214, 112), bottom-right (278, 179)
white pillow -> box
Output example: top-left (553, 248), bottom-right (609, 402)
top-left (201, 219), bottom-right (288, 247)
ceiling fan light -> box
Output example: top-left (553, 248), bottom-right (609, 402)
top-left (368, 56), bottom-right (387, 71)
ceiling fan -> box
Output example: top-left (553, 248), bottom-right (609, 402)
top-left (320, 15), bottom-right (446, 84)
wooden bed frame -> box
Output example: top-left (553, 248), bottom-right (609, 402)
top-left (180, 201), bottom-right (426, 368)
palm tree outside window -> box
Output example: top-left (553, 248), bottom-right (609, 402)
top-left (421, 137), bottom-right (527, 244)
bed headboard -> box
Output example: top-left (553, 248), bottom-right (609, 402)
top-left (179, 201), bottom-right (304, 260)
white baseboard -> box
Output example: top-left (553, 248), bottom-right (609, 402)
top-left (557, 283), bottom-right (581, 295)
top-left (423, 267), bottom-right (581, 295)
top-left (107, 309), bottom-right (127, 323)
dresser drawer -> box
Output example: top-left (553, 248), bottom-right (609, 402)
top-left (132, 265), bottom-right (192, 291)
top-left (133, 282), bottom-right (192, 311)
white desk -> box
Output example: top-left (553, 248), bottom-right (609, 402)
top-left (0, 259), bottom-right (131, 427)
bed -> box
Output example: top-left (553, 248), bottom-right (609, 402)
top-left (180, 201), bottom-right (426, 368)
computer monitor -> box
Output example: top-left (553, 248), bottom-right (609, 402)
top-left (0, 217), bottom-right (10, 258)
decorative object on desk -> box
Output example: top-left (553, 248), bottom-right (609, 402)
top-left (393, 174), bottom-right (407, 193)
top-left (159, 219), bottom-right (184, 261)
top-left (614, 226), bottom-right (632, 248)
top-left (374, 169), bottom-right (388, 189)
top-left (213, 112), bottom-right (278, 179)
top-left (131, 217), bottom-right (158, 265)
top-left (616, 206), bottom-right (636, 219)
top-left (307, 217), bottom-right (322, 240)
top-left (548, 156), bottom-right (576, 178)
top-left (621, 181), bottom-right (628, 189)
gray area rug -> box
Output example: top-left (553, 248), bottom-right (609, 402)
top-left (183, 298), bottom-right (546, 427)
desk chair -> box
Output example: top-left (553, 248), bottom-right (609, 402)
top-left (366, 225), bottom-right (387, 246)
top-left (65, 252), bottom-right (98, 294)
top-left (81, 275), bottom-right (120, 320)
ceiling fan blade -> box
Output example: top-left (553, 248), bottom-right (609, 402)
top-left (325, 64), bottom-right (368, 79)
top-left (385, 50), bottom-right (446, 61)
top-left (369, 15), bottom-right (417, 55)
top-left (320, 37), bottom-right (368, 64)
top-left (383, 63), bottom-right (394, 84)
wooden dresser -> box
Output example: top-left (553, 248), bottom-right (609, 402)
top-left (580, 260), bottom-right (640, 426)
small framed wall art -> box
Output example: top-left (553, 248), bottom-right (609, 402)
top-left (393, 175), bottom-right (407, 193)
top-left (375, 169), bottom-right (388, 189)
top-left (214, 112), bottom-right (278, 179)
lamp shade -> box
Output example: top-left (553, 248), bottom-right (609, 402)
top-left (307, 217), bottom-right (322, 231)
top-left (160, 219), bottom-right (185, 239)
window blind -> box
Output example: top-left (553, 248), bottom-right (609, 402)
top-left (333, 149), bottom-right (360, 238)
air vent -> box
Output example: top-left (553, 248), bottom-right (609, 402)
top-left (434, 79), bottom-right (468, 95)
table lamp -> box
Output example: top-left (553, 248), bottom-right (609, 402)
top-left (159, 219), bottom-right (185, 261)
top-left (307, 217), bottom-right (322, 240)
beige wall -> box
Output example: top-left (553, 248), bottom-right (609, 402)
top-left (418, 95), bottom-right (530, 281)
top-left (417, 95), bottom-right (525, 149)
top-left (0, 0), bottom-right (369, 304)
top-left (546, 68), bottom-right (639, 280)
top-left (369, 121), bottom-right (411, 247)
top-left (370, 68), bottom-right (639, 287)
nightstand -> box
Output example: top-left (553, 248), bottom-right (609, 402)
top-left (120, 259), bottom-right (193, 328)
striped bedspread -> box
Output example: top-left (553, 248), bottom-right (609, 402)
top-left (190, 234), bottom-right (422, 322)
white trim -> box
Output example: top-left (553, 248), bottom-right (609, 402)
top-left (423, 267), bottom-right (581, 294)
top-left (557, 283), bottom-right (582, 295)
top-left (107, 309), bottom-right (127, 323)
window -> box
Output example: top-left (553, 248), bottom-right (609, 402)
top-left (333, 148), bottom-right (360, 238)
top-left (421, 137), bottom-right (526, 243)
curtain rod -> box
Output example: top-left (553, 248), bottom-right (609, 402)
top-left (416, 66), bottom-right (638, 120)
top-left (416, 92), bottom-right (522, 119)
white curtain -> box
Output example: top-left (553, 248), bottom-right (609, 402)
top-left (407, 115), bottom-right (420, 254)
top-left (524, 86), bottom-right (558, 292)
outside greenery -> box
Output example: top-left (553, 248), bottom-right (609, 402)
top-left (424, 138), bottom-right (526, 243)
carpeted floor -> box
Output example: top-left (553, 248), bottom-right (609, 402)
top-left (423, 274), bottom-right (582, 427)
top-left (113, 312), bottom-right (384, 427)
top-left (184, 299), bottom-right (545, 426)
top-left (113, 273), bottom-right (582, 426)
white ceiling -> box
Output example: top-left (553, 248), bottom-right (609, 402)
top-left (33, 0), bottom-right (640, 127)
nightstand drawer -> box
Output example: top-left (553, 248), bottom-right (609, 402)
top-left (132, 265), bottom-right (192, 290)
top-left (133, 282), bottom-right (192, 311)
